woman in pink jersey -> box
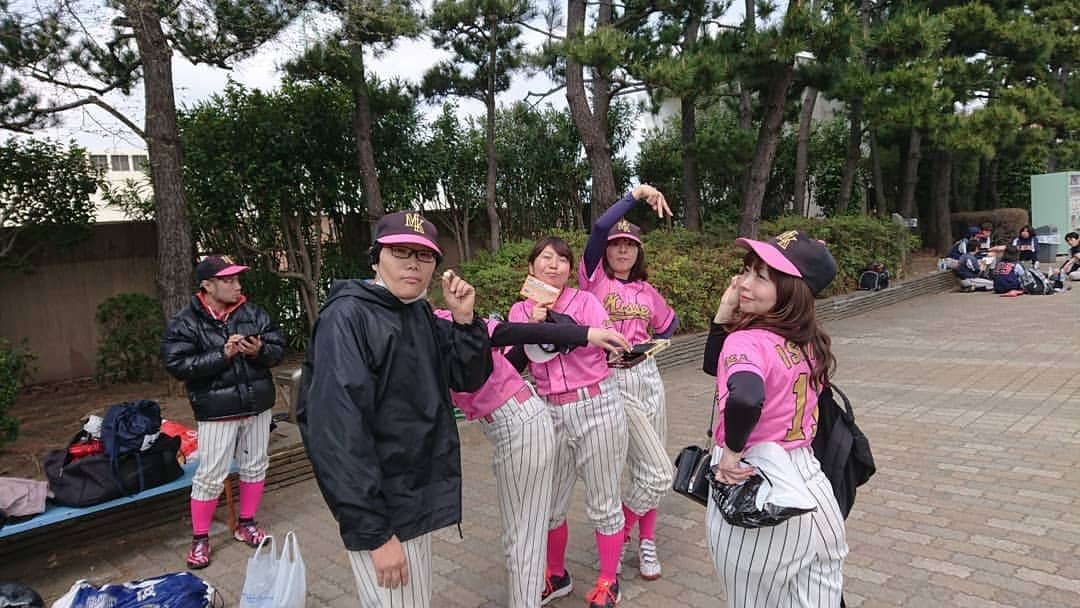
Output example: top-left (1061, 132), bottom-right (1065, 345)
top-left (704, 231), bottom-right (847, 608)
top-left (509, 237), bottom-right (627, 608)
top-left (579, 184), bottom-right (676, 580)
top-left (433, 308), bottom-right (628, 608)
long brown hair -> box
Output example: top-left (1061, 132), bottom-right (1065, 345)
top-left (723, 251), bottom-right (836, 390)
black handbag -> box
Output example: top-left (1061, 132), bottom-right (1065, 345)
top-left (672, 393), bottom-right (716, 506)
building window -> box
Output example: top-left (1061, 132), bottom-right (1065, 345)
top-left (110, 155), bottom-right (131, 171)
top-left (90, 155), bottom-right (108, 171)
top-left (131, 155), bottom-right (149, 171)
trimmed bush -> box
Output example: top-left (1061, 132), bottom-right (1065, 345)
top-left (95, 293), bottom-right (165, 383)
top-left (453, 216), bottom-right (916, 334)
top-left (0, 339), bottom-right (35, 446)
top-left (951, 209), bottom-right (1030, 246)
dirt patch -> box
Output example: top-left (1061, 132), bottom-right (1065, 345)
top-left (0, 353), bottom-right (303, 481)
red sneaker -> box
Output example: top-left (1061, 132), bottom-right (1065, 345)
top-left (585, 578), bottom-right (620, 607)
top-left (186, 537), bottom-right (211, 569)
top-left (233, 521), bottom-right (268, 547)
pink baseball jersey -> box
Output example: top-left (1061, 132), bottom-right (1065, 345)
top-left (579, 261), bottom-right (675, 346)
top-left (509, 287), bottom-right (612, 395)
top-left (434, 309), bottom-right (527, 420)
top-left (713, 328), bottom-right (820, 451)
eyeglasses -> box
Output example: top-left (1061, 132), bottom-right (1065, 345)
top-left (388, 245), bottom-right (437, 264)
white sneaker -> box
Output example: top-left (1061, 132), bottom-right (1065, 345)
top-left (638, 539), bottom-right (662, 580)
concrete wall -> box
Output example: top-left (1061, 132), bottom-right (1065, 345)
top-left (0, 222), bottom-right (158, 382)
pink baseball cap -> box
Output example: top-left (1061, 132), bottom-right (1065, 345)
top-left (195, 255), bottom-right (250, 281)
top-left (375, 211), bottom-right (442, 255)
top-left (735, 230), bottom-right (837, 295)
top-left (607, 219), bottom-right (642, 245)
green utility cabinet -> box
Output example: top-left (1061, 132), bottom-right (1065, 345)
top-left (1031, 172), bottom-right (1080, 257)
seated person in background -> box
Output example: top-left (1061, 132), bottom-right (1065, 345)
top-left (944, 227), bottom-right (980, 269)
top-left (974, 222), bottom-right (994, 253)
top-left (993, 245), bottom-right (1027, 294)
top-left (1012, 225), bottom-right (1039, 268)
top-left (1052, 232), bottom-right (1080, 281)
top-left (955, 240), bottom-right (993, 291)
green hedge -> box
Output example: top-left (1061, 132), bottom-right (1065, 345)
top-left (450, 216), bottom-right (916, 334)
top-left (0, 339), bottom-right (35, 446)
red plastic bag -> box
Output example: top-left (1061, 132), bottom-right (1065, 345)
top-left (160, 420), bottom-right (198, 458)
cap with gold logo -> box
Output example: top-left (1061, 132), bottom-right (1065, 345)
top-left (735, 230), bottom-right (836, 295)
top-left (195, 255), bottom-right (250, 282)
top-left (607, 218), bottom-right (643, 245)
top-left (375, 211), bottom-right (442, 255)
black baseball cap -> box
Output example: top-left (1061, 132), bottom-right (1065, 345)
top-left (375, 211), bottom-right (442, 255)
top-left (607, 219), bottom-right (643, 245)
top-left (195, 255), bottom-right (250, 282)
top-left (735, 230), bottom-right (837, 296)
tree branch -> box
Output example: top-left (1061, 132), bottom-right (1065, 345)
top-left (517, 19), bottom-right (563, 39)
top-left (524, 83), bottom-right (567, 108)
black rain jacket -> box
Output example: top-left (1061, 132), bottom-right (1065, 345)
top-left (160, 295), bottom-right (286, 420)
top-left (297, 279), bottom-right (493, 551)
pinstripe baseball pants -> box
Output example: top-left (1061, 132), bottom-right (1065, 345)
top-left (348, 534), bottom-right (432, 608)
top-left (480, 388), bottom-right (556, 608)
top-left (614, 357), bottom-right (673, 515)
top-left (545, 376), bottom-right (628, 536)
top-left (705, 446), bottom-right (847, 608)
top-left (190, 409), bottom-right (272, 501)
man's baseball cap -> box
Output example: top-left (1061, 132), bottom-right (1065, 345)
top-left (735, 230), bottom-right (837, 296)
top-left (607, 219), bottom-right (642, 245)
top-left (375, 211), bottom-right (442, 255)
top-left (196, 255), bottom-right (249, 282)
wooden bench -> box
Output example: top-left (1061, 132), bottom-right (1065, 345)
top-left (0, 422), bottom-right (313, 560)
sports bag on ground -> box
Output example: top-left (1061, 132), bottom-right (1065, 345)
top-left (1022, 266), bottom-right (1054, 295)
top-left (811, 385), bottom-right (875, 519)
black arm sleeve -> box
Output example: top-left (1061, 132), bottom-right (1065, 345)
top-left (504, 345), bottom-right (528, 372)
top-left (160, 320), bottom-right (231, 381)
top-left (723, 371), bottom-right (765, 453)
top-left (489, 321), bottom-right (590, 348)
top-left (702, 321), bottom-right (729, 376)
top-left (434, 317), bottom-right (494, 392)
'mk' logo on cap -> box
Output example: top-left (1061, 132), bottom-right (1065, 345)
top-left (615, 219), bottom-right (632, 232)
top-left (775, 231), bottom-right (799, 250)
top-left (404, 213), bottom-right (426, 234)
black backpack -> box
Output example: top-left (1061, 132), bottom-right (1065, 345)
top-left (1022, 267), bottom-right (1054, 295)
top-left (858, 263), bottom-right (889, 291)
top-left (44, 433), bottom-right (183, 507)
top-left (812, 385), bottom-right (875, 519)
top-left (101, 400), bottom-right (163, 494)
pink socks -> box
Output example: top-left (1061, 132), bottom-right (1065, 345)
top-left (595, 530), bottom-right (624, 583)
top-left (546, 521), bottom-right (569, 576)
top-left (238, 480), bottom-right (265, 520)
top-left (190, 498), bottom-right (218, 536)
top-left (638, 508), bottom-right (658, 541)
top-left (622, 504), bottom-right (640, 539)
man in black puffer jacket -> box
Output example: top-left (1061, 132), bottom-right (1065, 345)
top-left (298, 211), bottom-right (492, 607)
top-left (160, 255), bottom-right (285, 569)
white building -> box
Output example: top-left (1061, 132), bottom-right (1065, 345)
top-left (88, 148), bottom-right (152, 223)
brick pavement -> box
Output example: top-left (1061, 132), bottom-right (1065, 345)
top-left (4, 287), bottom-right (1079, 607)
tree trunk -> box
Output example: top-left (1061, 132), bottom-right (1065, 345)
top-left (484, 16), bottom-right (502, 251)
top-left (681, 95), bottom-right (701, 231)
top-left (837, 100), bottom-right (863, 214)
top-left (930, 149), bottom-right (953, 254)
top-left (125, 0), bottom-right (192, 319)
top-left (737, 0), bottom-right (755, 131)
top-left (794, 86), bottom-right (818, 217)
top-left (739, 64), bottom-right (794, 238)
top-left (869, 128), bottom-right (887, 217)
top-left (347, 40), bottom-right (385, 236)
top-left (977, 156), bottom-right (992, 211)
top-left (899, 128), bottom-right (921, 219)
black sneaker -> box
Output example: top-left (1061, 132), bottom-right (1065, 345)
top-left (540, 569), bottom-right (573, 605)
top-left (585, 578), bottom-right (619, 608)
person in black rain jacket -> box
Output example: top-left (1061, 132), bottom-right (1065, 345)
top-left (297, 211), bottom-right (492, 607)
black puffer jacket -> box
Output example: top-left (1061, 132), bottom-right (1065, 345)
top-left (161, 295), bottom-right (286, 420)
top-left (297, 280), bottom-right (492, 551)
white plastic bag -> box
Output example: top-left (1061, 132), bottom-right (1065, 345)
top-left (238, 535), bottom-right (277, 608)
top-left (272, 531), bottom-right (306, 608)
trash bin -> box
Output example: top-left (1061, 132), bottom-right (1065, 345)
top-left (1036, 225), bottom-right (1059, 263)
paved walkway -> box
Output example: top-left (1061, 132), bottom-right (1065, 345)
top-left (4, 288), bottom-right (1079, 607)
